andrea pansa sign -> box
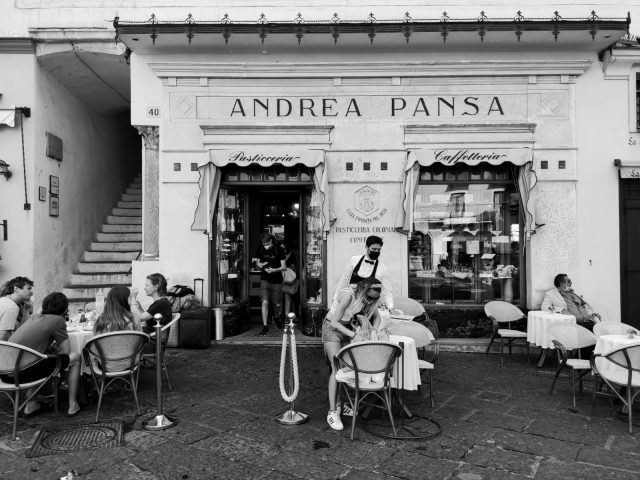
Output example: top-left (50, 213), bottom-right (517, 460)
top-left (194, 94), bottom-right (526, 120)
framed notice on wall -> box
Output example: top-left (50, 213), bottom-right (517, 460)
top-left (49, 175), bottom-right (59, 196)
top-left (49, 196), bottom-right (59, 217)
top-left (38, 187), bottom-right (46, 201)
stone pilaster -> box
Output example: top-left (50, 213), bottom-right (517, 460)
top-left (135, 126), bottom-right (159, 260)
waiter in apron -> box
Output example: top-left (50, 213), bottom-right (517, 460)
top-left (333, 235), bottom-right (394, 311)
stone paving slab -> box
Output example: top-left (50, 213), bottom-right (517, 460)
top-left (2, 347), bottom-right (640, 479)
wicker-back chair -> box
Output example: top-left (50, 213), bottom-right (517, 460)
top-left (591, 343), bottom-right (640, 433)
top-left (593, 322), bottom-right (639, 338)
top-left (388, 321), bottom-right (438, 407)
top-left (484, 301), bottom-right (528, 363)
top-left (142, 313), bottom-right (180, 391)
top-left (83, 331), bottom-right (149, 421)
top-left (548, 323), bottom-right (596, 406)
top-left (335, 341), bottom-right (402, 440)
top-left (0, 340), bottom-right (61, 440)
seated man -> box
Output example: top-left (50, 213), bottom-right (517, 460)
top-left (542, 273), bottom-right (601, 330)
top-left (0, 276), bottom-right (34, 341)
top-left (5, 292), bottom-right (82, 417)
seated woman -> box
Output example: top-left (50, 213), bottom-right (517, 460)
top-left (5, 292), bottom-right (82, 417)
top-left (129, 273), bottom-right (172, 334)
top-left (93, 286), bottom-right (140, 335)
top-left (322, 277), bottom-right (383, 431)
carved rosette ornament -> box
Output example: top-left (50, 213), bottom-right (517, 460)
top-left (136, 126), bottom-right (159, 150)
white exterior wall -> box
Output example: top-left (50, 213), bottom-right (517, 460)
top-left (0, 51), bottom-right (36, 283)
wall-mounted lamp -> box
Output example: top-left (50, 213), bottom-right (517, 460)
top-left (0, 159), bottom-right (11, 180)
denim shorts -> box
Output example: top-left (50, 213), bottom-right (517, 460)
top-left (321, 319), bottom-right (349, 343)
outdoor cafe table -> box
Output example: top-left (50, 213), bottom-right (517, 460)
top-left (527, 310), bottom-right (576, 367)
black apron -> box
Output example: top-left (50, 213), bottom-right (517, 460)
top-left (349, 255), bottom-right (378, 284)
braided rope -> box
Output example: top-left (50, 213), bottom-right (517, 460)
top-left (279, 326), bottom-right (300, 402)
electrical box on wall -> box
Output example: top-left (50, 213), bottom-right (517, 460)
top-left (46, 132), bottom-right (63, 161)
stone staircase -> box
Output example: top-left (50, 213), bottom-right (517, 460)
top-left (64, 175), bottom-right (142, 313)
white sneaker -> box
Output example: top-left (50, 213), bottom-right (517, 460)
top-left (327, 410), bottom-right (344, 431)
top-left (341, 404), bottom-right (354, 417)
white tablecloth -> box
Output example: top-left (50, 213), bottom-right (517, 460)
top-left (527, 311), bottom-right (576, 349)
top-left (594, 335), bottom-right (640, 383)
top-left (388, 334), bottom-right (421, 391)
top-left (68, 328), bottom-right (93, 374)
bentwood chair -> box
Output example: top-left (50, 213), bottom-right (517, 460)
top-left (484, 301), bottom-right (528, 363)
top-left (593, 322), bottom-right (640, 338)
top-left (83, 331), bottom-right (149, 422)
top-left (142, 313), bottom-right (180, 391)
top-left (590, 343), bottom-right (640, 433)
top-left (334, 341), bottom-right (402, 440)
top-left (393, 297), bottom-right (427, 318)
top-left (387, 321), bottom-right (439, 407)
top-left (548, 323), bottom-right (596, 406)
top-left (0, 341), bottom-right (61, 440)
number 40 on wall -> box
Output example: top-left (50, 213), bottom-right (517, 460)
top-left (147, 106), bottom-right (160, 118)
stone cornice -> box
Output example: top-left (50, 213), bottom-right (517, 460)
top-left (603, 48), bottom-right (640, 79)
top-left (150, 60), bottom-right (593, 79)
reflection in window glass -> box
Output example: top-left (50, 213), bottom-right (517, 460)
top-left (409, 164), bottom-right (522, 306)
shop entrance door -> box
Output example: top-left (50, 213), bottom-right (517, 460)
top-left (212, 165), bottom-right (324, 334)
top-left (620, 180), bottom-right (640, 328)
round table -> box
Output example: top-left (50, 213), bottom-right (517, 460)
top-left (527, 311), bottom-right (576, 367)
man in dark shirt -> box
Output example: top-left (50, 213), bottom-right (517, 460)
top-left (256, 233), bottom-right (286, 336)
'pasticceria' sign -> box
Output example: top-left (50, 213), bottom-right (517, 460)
top-left (196, 94), bottom-right (519, 119)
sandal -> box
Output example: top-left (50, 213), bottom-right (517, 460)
top-left (66, 405), bottom-right (82, 417)
top-left (20, 402), bottom-right (51, 418)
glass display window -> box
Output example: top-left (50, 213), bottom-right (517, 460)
top-left (409, 163), bottom-right (523, 306)
top-left (303, 188), bottom-right (324, 306)
top-left (214, 189), bottom-right (245, 305)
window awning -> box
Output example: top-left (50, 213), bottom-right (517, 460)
top-left (398, 148), bottom-right (540, 240)
top-left (191, 149), bottom-right (329, 238)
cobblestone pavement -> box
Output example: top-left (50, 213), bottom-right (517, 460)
top-left (2, 345), bottom-right (640, 479)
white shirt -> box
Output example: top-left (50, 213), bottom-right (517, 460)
top-left (334, 255), bottom-right (394, 310)
top-left (0, 296), bottom-right (20, 334)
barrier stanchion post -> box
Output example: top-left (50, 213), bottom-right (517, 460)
top-left (143, 313), bottom-right (178, 431)
top-left (275, 313), bottom-right (309, 425)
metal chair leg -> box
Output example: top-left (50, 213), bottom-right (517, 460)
top-left (12, 389), bottom-right (20, 441)
top-left (549, 365), bottom-right (563, 394)
top-left (485, 334), bottom-right (496, 355)
top-left (95, 381), bottom-right (105, 422)
top-left (384, 389), bottom-right (397, 437)
top-left (571, 369), bottom-right (576, 407)
top-left (162, 360), bottom-right (172, 392)
top-left (350, 391), bottom-right (360, 440)
top-left (130, 374), bottom-right (141, 415)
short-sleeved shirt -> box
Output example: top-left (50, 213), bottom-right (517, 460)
top-left (144, 297), bottom-right (173, 332)
top-left (9, 313), bottom-right (68, 354)
top-left (0, 297), bottom-right (20, 334)
top-left (257, 244), bottom-right (286, 284)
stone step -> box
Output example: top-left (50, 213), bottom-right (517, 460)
top-left (117, 201), bottom-right (142, 209)
top-left (83, 251), bottom-right (139, 262)
top-left (106, 215), bottom-right (142, 225)
top-left (126, 187), bottom-right (142, 195)
top-left (77, 262), bottom-right (132, 274)
top-left (70, 273), bottom-right (131, 286)
top-left (102, 224), bottom-right (142, 233)
top-left (96, 232), bottom-right (142, 242)
top-left (112, 208), bottom-right (142, 217)
top-left (121, 193), bottom-right (142, 202)
top-left (90, 241), bottom-right (141, 251)
top-left (63, 286), bottom-right (114, 301)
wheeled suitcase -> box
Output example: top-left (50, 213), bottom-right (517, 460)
top-left (179, 307), bottom-right (212, 348)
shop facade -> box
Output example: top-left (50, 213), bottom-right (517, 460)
top-left (117, 13), bottom-right (632, 332)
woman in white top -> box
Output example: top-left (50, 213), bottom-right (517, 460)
top-left (322, 277), bottom-right (383, 431)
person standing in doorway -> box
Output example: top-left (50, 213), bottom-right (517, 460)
top-left (256, 233), bottom-right (286, 336)
top-left (279, 240), bottom-right (298, 320)
top-left (334, 235), bottom-right (394, 312)
top-left (0, 276), bottom-right (34, 341)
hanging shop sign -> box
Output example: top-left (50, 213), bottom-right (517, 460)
top-left (619, 167), bottom-right (640, 179)
top-left (410, 148), bottom-right (533, 167)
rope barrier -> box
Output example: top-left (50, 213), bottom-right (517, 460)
top-left (274, 313), bottom-right (309, 425)
top-left (279, 324), bottom-right (299, 402)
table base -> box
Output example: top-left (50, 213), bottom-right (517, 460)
top-left (361, 413), bottom-right (441, 440)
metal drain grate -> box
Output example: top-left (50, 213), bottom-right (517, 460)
top-left (27, 421), bottom-right (124, 458)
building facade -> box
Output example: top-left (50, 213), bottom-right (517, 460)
top-left (1, 2), bottom-right (639, 334)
